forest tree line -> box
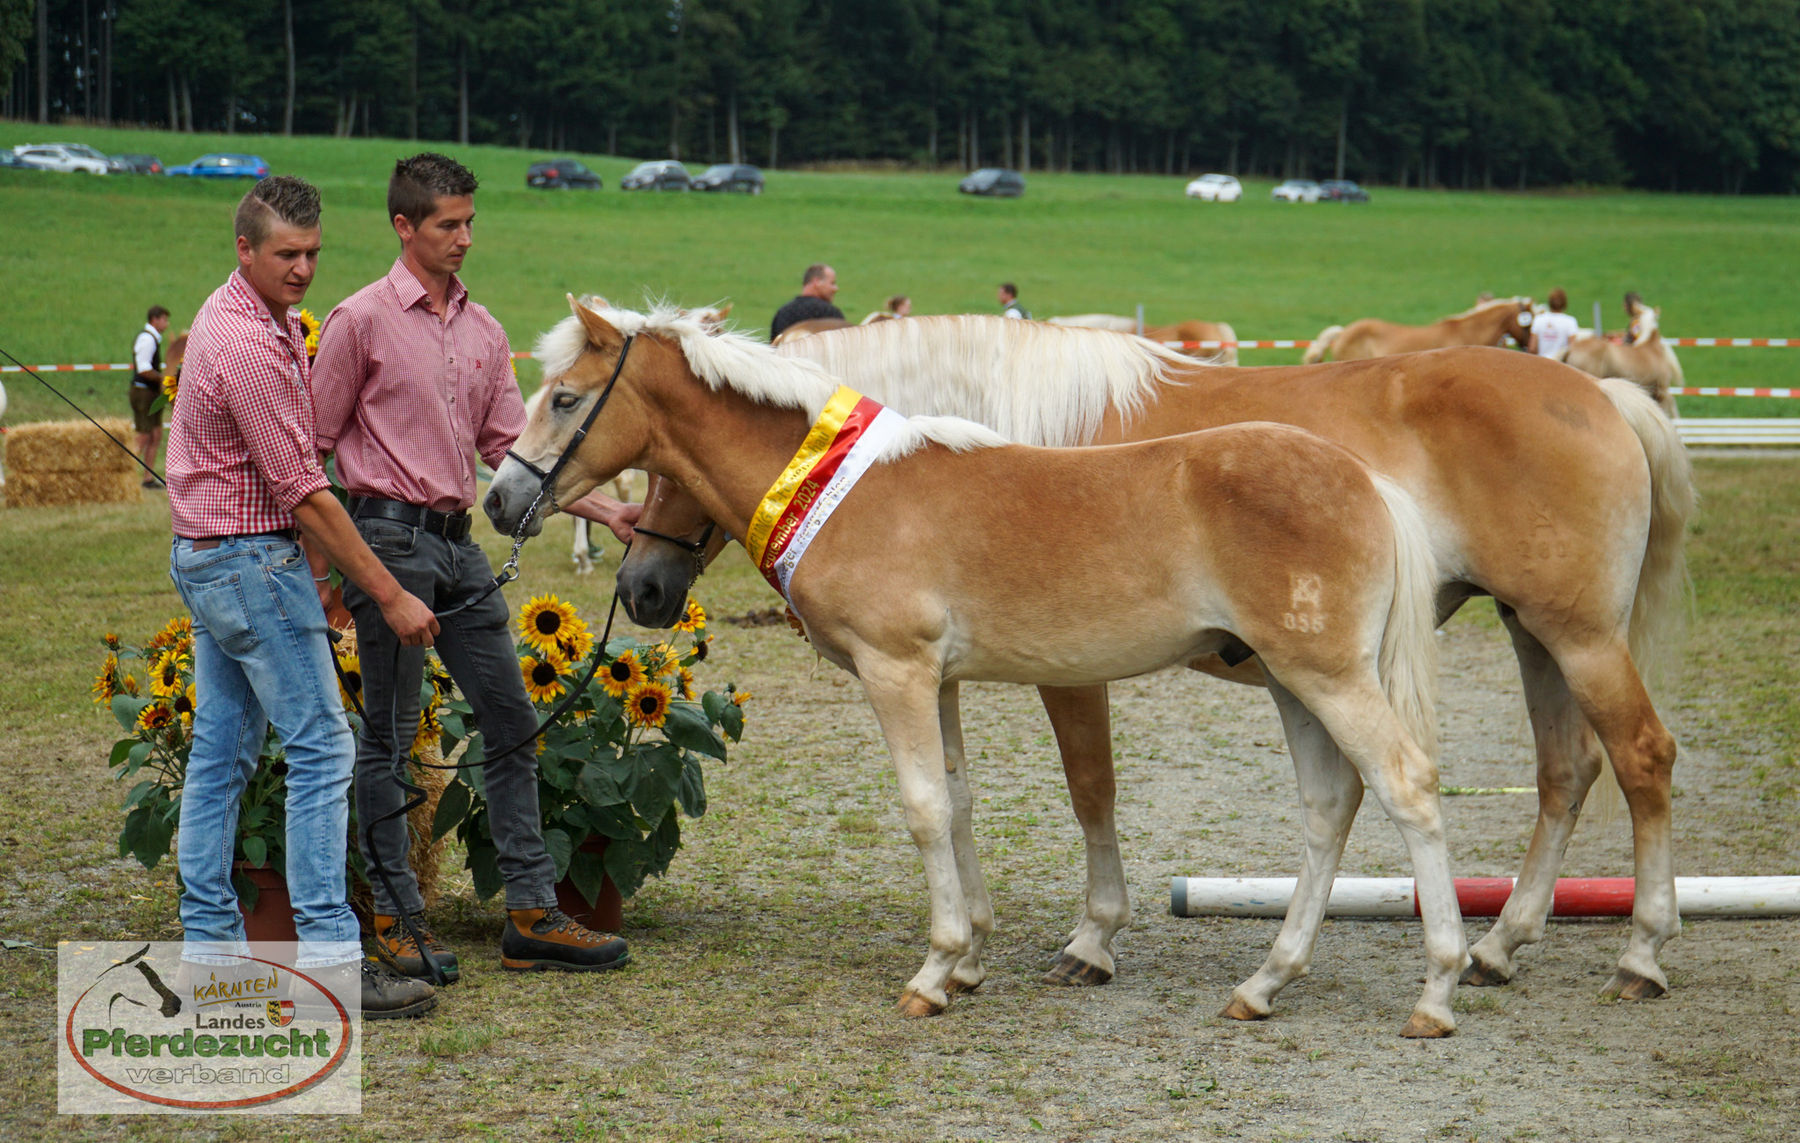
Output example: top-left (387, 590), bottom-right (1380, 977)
top-left (4, 0), bottom-right (1799, 193)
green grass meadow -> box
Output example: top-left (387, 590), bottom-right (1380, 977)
top-left (3, 122), bottom-right (1799, 425)
top-left (1, 126), bottom-right (1797, 1139)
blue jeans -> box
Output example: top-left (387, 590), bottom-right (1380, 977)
top-left (170, 535), bottom-right (361, 968)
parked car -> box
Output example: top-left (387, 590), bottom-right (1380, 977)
top-left (0, 150), bottom-right (37, 170)
top-left (1319, 179), bottom-right (1370, 203)
top-left (620, 160), bottom-right (691, 191)
top-left (11, 143), bottom-right (117, 174)
top-left (958, 167), bottom-right (1025, 197)
top-left (1184, 172), bottom-right (1242, 202)
top-left (113, 153), bottom-right (165, 175)
top-left (692, 163), bottom-right (764, 194)
top-left (166, 153), bottom-right (270, 179)
top-left (527, 158), bottom-right (602, 189)
top-left (1271, 178), bottom-right (1322, 203)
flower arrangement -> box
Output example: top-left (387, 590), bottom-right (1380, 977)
top-left (432, 593), bottom-right (746, 905)
top-left (298, 307), bottom-right (321, 360)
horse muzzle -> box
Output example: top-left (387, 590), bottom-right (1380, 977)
top-left (482, 458), bottom-right (547, 537)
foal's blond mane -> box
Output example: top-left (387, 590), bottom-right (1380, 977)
top-left (1446, 296), bottom-right (1530, 321)
top-left (534, 302), bottom-right (1006, 462)
top-left (775, 314), bottom-right (1187, 447)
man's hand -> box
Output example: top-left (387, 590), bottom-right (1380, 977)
top-left (380, 590), bottom-right (440, 647)
top-left (567, 490), bottom-right (642, 545)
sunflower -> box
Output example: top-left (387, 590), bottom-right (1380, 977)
top-left (161, 372), bottom-right (179, 406)
top-left (103, 633), bottom-right (121, 650)
top-left (674, 598), bottom-right (707, 634)
top-left (335, 651), bottom-right (363, 711)
top-left (520, 649), bottom-right (570, 704)
top-left (149, 649), bottom-right (188, 697)
top-left (298, 307), bottom-right (322, 358)
top-left (599, 651), bottom-right (646, 698)
top-left (731, 689), bottom-right (753, 707)
top-left (119, 673), bottom-right (141, 697)
top-left (554, 615), bottom-right (594, 663)
top-left (674, 665), bottom-right (695, 700)
top-left (518, 594), bottom-right (580, 656)
top-left (411, 705), bottom-right (441, 758)
top-left (91, 654), bottom-right (123, 704)
top-left (625, 680), bottom-right (672, 729)
top-left (136, 703), bottom-right (175, 734)
top-left (146, 616), bottom-right (193, 653)
top-left (172, 682), bottom-right (197, 725)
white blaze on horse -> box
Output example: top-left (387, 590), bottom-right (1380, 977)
top-left (1562, 302), bottom-right (1683, 416)
top-left (776, 314), bottom-right (1693, 1003)
top-left (1303, 296), bottom-right (1535, 363)
top-left (1048, 313), bottom-right (1241, 364)
top-left (488, 299), bottom-right (1470, 1037)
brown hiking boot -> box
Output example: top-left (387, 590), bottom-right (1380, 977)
top-left (372, 913), bottom-right (460, 984)
top-left (500, 907), bottom-right (630, 972)
top-left (361, 960), bottom-right (437, 1020)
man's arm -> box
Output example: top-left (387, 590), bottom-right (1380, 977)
top-left (292, 490), bottom-right (439, 645)
top-left (565, 489), bottom-right (642, 544)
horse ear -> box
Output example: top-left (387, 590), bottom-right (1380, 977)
top-left (716, 301), bottom-right (732, 319)
top-left (568, 293), bottom-right (625, 351)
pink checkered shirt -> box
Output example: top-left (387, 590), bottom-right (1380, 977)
top-left (166, 271), bottom-right (331, 539)
top-left (312, 259), bottom-right (523, 514)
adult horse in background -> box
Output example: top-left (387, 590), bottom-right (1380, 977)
top-left (1303, 297), bottom-right (1535, 363)
top-left (1048, 313), bottom-right (1241, 364)
top-left (771, 316), bottom-right (854, 345)
top-left (490, 300), bottom-right (1471, 1037)
top-left (779, 315), bottom-right (1694, 1002)
top-left (1563, 304), bottom-right (1683, 417)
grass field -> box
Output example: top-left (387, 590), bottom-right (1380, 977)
top-left (3, 122), bottom-right (1799, 427)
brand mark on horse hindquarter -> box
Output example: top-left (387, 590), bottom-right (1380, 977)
top-left (1284, 574), bottom-right (1327, 634)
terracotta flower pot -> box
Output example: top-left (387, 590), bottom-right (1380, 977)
top-left (236, 863), bottom-right (298, 943)
top-left (554, 837), bottom-right (624, 933)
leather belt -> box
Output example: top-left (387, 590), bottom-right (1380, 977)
top-left (349, 496), bottom-right (472, 543)
top-left (188, 529), bottom-right (299, 551)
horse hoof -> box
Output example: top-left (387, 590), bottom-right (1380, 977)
top-left (1601, 968), bottom-right (1668, 1001)
top-left (1461, 959), bottom-right (1513, 988)
top-left (1219, 996), bottom-right (1268, 1022)
top-left (1042, 954), bottom-right (1113, 987)
top-left (1400, 1012), bottom-right (1455, 1039)
top-left (896, 989), bottom-right (945, 1017)
top-left (946, 976), bottom-right (983, 996)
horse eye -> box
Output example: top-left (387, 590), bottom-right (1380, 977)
top-left (553, 391), bottom-right (579, 411)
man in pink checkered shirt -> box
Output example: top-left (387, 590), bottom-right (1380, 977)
top-left (165, 175), bottom-right (441, 1019)
top-left (312, 153), bottom-right (634, 983)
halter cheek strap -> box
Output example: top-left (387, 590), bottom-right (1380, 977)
top-left (505, 332), bottom-right (637, 516)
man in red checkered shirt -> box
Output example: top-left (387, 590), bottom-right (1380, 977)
top-left (165, 175), bottom-right (441, 1019)
top-left (312, 153), bottom-right (634, 982)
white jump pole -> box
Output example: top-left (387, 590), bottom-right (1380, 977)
top-left (1170, 876), bottom-right (1800, 919)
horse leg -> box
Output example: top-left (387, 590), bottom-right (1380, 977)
top-left (858, 661), bottom-right (971, 1017)
top-left (1222, 680), bottom-right (1363, 1023)
top-left (1289, 675), bottom-right (1468, 1037)
top-left (572, 517), bottom-right (594, 575)
top-left (1465, 608), bottom-right (1606, 986)
top-left (940, 682), bottom-right (995, 995)
top-left (1038, 684), bottom-right (1128, 986)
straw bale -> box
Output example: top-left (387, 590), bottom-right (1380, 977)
top-left (5, 469), bottom-right (142, 508)
top-left (6, 418), bottom-right (140, 473)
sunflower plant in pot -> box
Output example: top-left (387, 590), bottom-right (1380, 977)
top-left (431, 593), bottom-right (746, 916)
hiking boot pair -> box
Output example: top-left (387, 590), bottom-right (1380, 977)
top-left (374, 908), bottom-right (628, 977)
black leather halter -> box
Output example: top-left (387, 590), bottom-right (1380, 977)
top-left (503, 332), bottom-right (637, 522)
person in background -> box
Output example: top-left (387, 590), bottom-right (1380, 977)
top-left (770, 264), bottom-right (845, 340)
top-left (131, 305), bottom-right (172, 485)
top-left (997, 282), bottom-right (1030, 320)
top-left (1528, 288), bottom-right (1581, 359)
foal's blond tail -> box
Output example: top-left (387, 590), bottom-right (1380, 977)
top-left (1302, 325), bottom-right (1342, 365)
top-left (1598, 377), bottom-right (1696, 689)
top-left (1370, 474), bottom-right (1441, 757)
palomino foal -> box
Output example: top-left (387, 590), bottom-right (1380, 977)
top-left (487, 300), bottom-right (1471, 1036)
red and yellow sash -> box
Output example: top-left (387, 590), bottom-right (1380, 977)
top-left (745, 386), bottom-right (906, 600)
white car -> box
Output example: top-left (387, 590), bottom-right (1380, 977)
top-left (12, 143), bottom-right (116, 174)
top-left (1184, 173), bottom-right (1242, 202)
top-left (1271, 178), bottom-right (1321, 203)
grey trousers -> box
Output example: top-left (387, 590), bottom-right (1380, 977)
top-left (343, 517), bottom-right (556, 915)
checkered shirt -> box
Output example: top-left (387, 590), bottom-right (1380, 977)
top-left (165, 271), bottom-right (331, 538)
top-left (312, 259), bottom-right (523, 514)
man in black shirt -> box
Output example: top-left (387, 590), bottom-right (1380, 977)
top-left (770, 264), bottom-right (845, 340)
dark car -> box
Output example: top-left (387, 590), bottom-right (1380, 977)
top-left (1319, 179), bottom-right (1370, 203)
top-left (526, 158), bottom-right (601, 189)
top-left (958, 167), bottom-right (1025, 197)
top-left (619, 160), bottom-right (691, 191)
top-left (167, 153), bottom-right (270, 179)
top-left (113, 153), bottom-right (165, 175)
top-left (691, 163), bottom-right (764, 194)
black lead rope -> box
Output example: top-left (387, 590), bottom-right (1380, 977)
top-left (0, 346), bottom-right (167, 486)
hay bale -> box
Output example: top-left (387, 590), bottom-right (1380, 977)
top-left (6, 418), bottom-right (139, 473)
top-left (5, 469), bottom-right (143, 508)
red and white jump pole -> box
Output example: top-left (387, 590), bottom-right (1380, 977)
top-left (1169, 876), bottom-right (1800, 919)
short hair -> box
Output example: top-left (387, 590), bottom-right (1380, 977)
top-left (999, 282), bottom-right (1017, 298)
top-left (389, 152), bottom-right (479, 229)
top-left (147, 305), bottom-right (170, 322)
top-left (802, 263), bottom-right (832, 286)
top-left (886, 294), bottom-right (909, 312)
top-left (1548, 288), bottom-right (1568, 312)
top-left (234, 176), bottom-right (321, 248)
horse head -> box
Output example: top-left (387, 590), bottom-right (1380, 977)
top-left (1499, 297), bottom-right (1535, 345)
top-left (616, 474), bottom-right (731, 628)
